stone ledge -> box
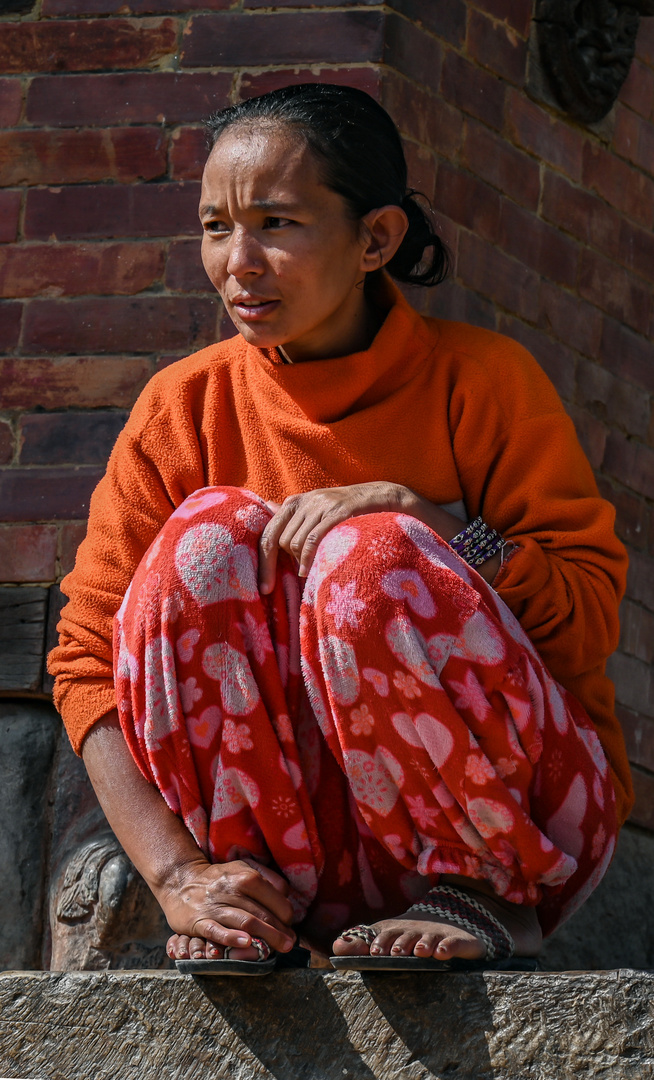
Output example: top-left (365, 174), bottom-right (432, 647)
top-left (1, 969), bottom-right (653, 1080)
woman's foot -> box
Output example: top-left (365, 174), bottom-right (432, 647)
top-left (331, 875), bottom-right (542, 962)
top-left (167, 934), bottom-right (264, 962)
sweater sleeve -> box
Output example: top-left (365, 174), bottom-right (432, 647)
top-left (48, 374), bottom-right (208, 754)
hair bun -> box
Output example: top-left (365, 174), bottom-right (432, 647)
top-left (388, 190), bottom-right (450, 287)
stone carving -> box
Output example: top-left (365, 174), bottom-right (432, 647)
top-left (535, 0), bottom-right (653, 123)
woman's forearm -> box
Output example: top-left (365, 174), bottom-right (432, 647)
top-left (401, 489), bottom-right (502, 585)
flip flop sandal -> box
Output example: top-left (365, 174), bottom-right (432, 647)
top-left (330, 885), bottom-right (540, 973)
top-left (175, 939), bottom-right (312, 976)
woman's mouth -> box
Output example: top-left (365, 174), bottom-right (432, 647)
top-left (231, 298), bottom-right (280, 321)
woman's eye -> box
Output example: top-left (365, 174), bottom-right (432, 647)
top-left (204, 220), bottom-right (229, 234)
top-left (264, 217), bottom-right (292, 230)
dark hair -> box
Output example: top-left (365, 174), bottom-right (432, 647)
top-left (204, 83), bottom-right (449, 288)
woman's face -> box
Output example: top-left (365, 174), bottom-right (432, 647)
top-left (199, 124), bottom-right (374, 362)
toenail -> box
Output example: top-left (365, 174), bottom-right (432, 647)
top-left (370, 945), bottom-right (381, 955)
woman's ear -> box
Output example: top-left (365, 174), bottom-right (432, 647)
top-left (359, 205), bottom-right (409, 272)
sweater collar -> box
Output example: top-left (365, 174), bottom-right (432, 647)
top-left (245, 277), bottom-right (438, 424)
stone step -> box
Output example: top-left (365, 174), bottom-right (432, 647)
top-left (1, 968), bottom-right (653, 1080)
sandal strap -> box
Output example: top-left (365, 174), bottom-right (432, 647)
top-left (339, 924), bottom-right (377, 947)
top-left (223, 936), bottom-right (272, 962)
top-left (408, 885), bottom-right (515, 961)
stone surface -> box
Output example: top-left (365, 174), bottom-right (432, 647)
top-left (0, 969), bottom-right (653, 1079)
top-left (0, 701), bottom-right (60, 970)
top-left (0, 586), bottom-right (48, 691)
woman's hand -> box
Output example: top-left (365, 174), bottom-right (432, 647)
top-left (259, 481), bottom-right (414, 594)
top-left (163, 857), bottom-right (295, 960)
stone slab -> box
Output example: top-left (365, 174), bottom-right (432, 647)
top-left (0, 969), bottom-right (653, 1080)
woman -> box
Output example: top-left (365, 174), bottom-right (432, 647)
top-left (49, 83), bottom-right (632, 974)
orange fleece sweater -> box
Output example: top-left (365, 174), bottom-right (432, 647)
top-left (49, 284), bottom-right (633, 825)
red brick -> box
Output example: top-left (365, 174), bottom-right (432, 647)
top-left (579, 249), bottom-right (651, 336)
top-left (182, 12), bottom-right (384, 68)
top-left (463, 120), bottom-right (540, 209)
top-left (606, 649), bottom-right (654, 720)
top-left (44, 0), bottom-right (229, 13)
top-left (170, 126), bottom-right (206, 182)
top-left (497, 315), bottom-right (577, 401)
top-left (619, 219), bottom-right (654, 284)
top-left (0, 19), bottom-right (177, 75)
top-left (422, 277), bottom-right (497, 330)
top-left (59, 520), bottom-right (87, 575)
top-left (471, 0), bottom-right (532, 37)
top-left (629, 768), bottom-right (654, 831)
top-left (498, 201), bottom-right (579, 287)
top-left (403, 140), bottom-right (437, 203)
top-left (541, 171), bottom-right (621, 257)
top-left (564, 403), bottom-right (607, 469)
top-left (24, 182), bottom-right (201, 241)
top-left (505, 90), bottom-right (584, 181)
top-left (0, 300), bottom-right (21, 350)
top-left (0, 128), bottom-right (167, 188)
top-left (582, 141), bottom-right (654, 227)
top-left (0, 523), bottom-right (58, 582)
top-left (576, 358), bottom-right (651, 440)
top-left (27, 71), bottom-right (231, 128)
top-left (538, 283), bottom-right (602, 359)
top-left (627, 548), bottom-right (654, 613)
top-left (384, 13), bottom-right (442, 93)
top-left (620, 600), bottom-right (654, 667)
top-left (0, 78), bottom-right (22, 126)
top-left (636, 14), bottom-right (654, 67)
top-left (0, 466), bottom-right (103, 521)
top-left (382, 70), bottom-right (462, 159)
top-left (458, 233), bottom-right (540, 322)
top-left (440, 49), bottom-right (506, 131)
top-left (23, 296), bottom-right (217, 354)
top-left (613, 105), bottom-right (654, 174)
top-left (619, 58), bottom-right (654, 121)
top-left (0, 420), bottom-right (13, 465)
top-left (0, 190), bottom-right (21, 244)
top-left (246, 0), bottom-right (382, 5)
top-left (384, 0), bottom-right (466, 47)
top-left (597, 477), bottom-right (649, 551)
top-left (618, 707), bottom-right (654, 774)
top-left (239, 66), bottom-right (382, 104)
top-left (602, 430), bottom-right (654, 499)
top-left (0, 242), bottom-right (165, 300)
top-left (600, 318), bottom-right (654, 394)
top-left (165, 239), bottom-right (210, 292)
top-left (19, 410), bottom-right (128, 466)
top-left (0, 355), bottom-right (151, 409)
top-left (434, 163), bottom-right (501, 242)
top-left (467, 9), bottom-right (526, 86)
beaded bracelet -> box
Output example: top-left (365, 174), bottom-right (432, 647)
top-left (449, 516), bottom-right (506, 568)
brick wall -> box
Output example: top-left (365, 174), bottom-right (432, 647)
top-left (0, 0), bottom-right (652, 826)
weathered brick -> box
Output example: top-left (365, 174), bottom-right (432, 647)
top-left (472, 0), bottom-right (532, 37)
top-left (602, 430), bottom-right (654, 500)
top-left (576, 358), bottom-right (651, 440)
top-left (627, 548), bottom-right (654, 612)
top-left (164, 238), bottom-right (210, 292)
top-left (238, 66), bottom-right (382, 103)
top-left (599, 477), bottom-right (648, 550)
top-left (421, 277), bottom-right (497, 330)
top-left (619, 58), bottom-right (654, 121)
top-left (0, 242), bottom-right (165, 300)
top-left (606, 649), bottom-right (654, 720)
top-left (19, 410), bottom-right (128, 466)
top-left (23, 296), bottom-right (217, 354)
top-left (505, 89), bottom-right (584, 181)
top-left (564, 403), bottom-right (607, 470)
top-left (382, 70), bottom-right (462, 159)
top-left (620, 599), bottom-right (654, 667)
top-left (0, 128), bottom-right (167, 187)
top-left (0, 18), bottom-right (177, 75)
top-left (403, 140), bottom-right (437, 203)
top-left (629, 768), bottom-right (654, 830)
top-left (600, 317), bottom-right (654, 394)
top-left (27, 71), bottom-right (231, 128)
top-left (618, 706), bottom-right (654, 774)
top-left (440, 49), bottom-right (505, 131)
top-left (466, 8), bottom-right (526, 85)
top-left (458, 233), bottom-right (540, 323)
top-left (385, 0), bottom-right (466, 47)
top-left (498, 201), bottom-right (579, 287)
top-left (541, 171), bottom-right (621, 257)
top-left (613, 105), bottom-right (654, 175)
top-left (463, 120), bottom-right (540, 209)
top-left (497, 314), bottom-right (577, 402)
top-left (538, 282), bottom-right (602, 359)
top-left (24, 182), bottom-right (201, 241)
top-left (182, 12), bottom-right (384, 68)
top-left (434, 163), bottom-right (501, 242)
top-left (0, 523), bottom-right (58, 582)
top-left (246, 0), bottom-right (382, 5)
top-left (578, 249), bottom-right (651, 336)
top-left (0, 420), bottom-right (13, 465)
top-left (619, 218), bottom-right (654, 285)
top-left (0, 356), bottom-right (151, 409)
top-left (636, 14), bottom-right (654, 66)
top-left (0, 300), bottom-right (21, 351)
top-left (384, 13), bottom-right (442, 93)
top-left (0, 78), bottom-right (22, 126)
top-left (0, 466), bottom-right (103, 522)
top-left (59, 520), bottom-right (87, 575)
top-left (0, 190), bottom-right (21, 245)
top-left (170, 126), bottom-right (206, 182)
top-left (44, 0), bottom-right (229, 14)
top-left (582, 141), bottom-right (654, 227)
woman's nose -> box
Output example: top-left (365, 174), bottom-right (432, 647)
top-left (226, 227), bottom-right (263, 277)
